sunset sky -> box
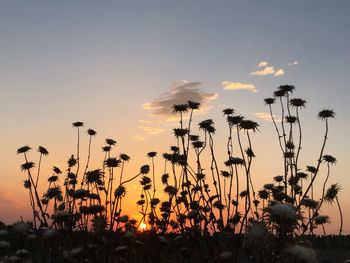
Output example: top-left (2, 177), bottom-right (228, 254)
top-left (1, 1), bottom-right (349, 234)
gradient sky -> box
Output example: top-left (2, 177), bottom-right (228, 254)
top-left (1, 0), bottom-right (349, 234)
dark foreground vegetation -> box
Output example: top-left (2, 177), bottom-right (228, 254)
top-left (0, 85), bottom-right (347, 262)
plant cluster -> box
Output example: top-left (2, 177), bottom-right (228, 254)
top-left (1, 84), bottom-right (344, 262)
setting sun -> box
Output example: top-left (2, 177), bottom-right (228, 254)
top-left (140, 223), bottom-right (147, 231)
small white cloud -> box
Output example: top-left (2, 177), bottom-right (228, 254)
top-left (250, 66), bottom-right (275, 76)
top-left (288, 61), bottom-right (299, 66)
top-left (139, 126), bottom-right (165, 135)
top-left (255, 112), bottom-right (281, 122)
top-left (274, 69), bottom-right (284, 76)
top-left (222, 82), bottom-right (257, 93)
top-left (258, 61), bottom-right (268, 68)
top-left (133, 135), bottom-right (145, 141)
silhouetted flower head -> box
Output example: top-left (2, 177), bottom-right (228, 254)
top-left (264, 184), bottom-right (274, 190)
top-left (317, 109), bottom-right (335, 120)
top-left (325, 183), bottom-right (340, 203)
top-left (102, 146), bottom-right (111, 152)
top-left (21, 162), bottom-right (35, 171)
top-left (199, 119), bottom-right (214, 132)
top-left (192, 141), bottom-right (204, 149)
top-left (258, 189), bottom-right (270, 200)
top-left (245, 147), bottom-right (255, 158)
top-left (220, 170), bottom-right (230, 178)
top-left (264, 98), bottom-right (276, 105)
top-left (105, 138), bottom-right (116, 146)
top-left (273, 89), bottom-right (286, 97)
top-left (296, 172), bottom-right (308, 179)
top-left (68, 155), bottom-right (77, 167)
top-left (164, 185), bottom-right (177, 195)
top-left (147, 151), bottom-right (157, 158)
top-left (140, 165), bottom-right (150, 174)
top-left (227, 115), bottom-right (244, 126)
top-left (17, 146), bottom-right (31, 154)
top-left (44, 187), bottom-right (62, 200)
top-left (314, 215), bottom-right (330, 225)
top-left (278, 84), bottom-right (295, 94)
top-left (301, 198), bottom-right (319, 209)
top-left (172, 104), bottom-right (188, 113)
top-left (170, 146), bottom-right (179, 153)
top-left (284, 152), bottom-right (295, 159)
top-left (173, 128), bottom-right (189, 137)
top-left (190, 135), bottom-right (199, 141)
top-left (290, 98), bottom-right (306, 108)
top-left (161, 173), bottom-right (169, 184)
top-left (286, 141), bottom-right (295, 150)
top-left (115, 185), bottom-right (126, 197)
top-left (306, 166), bottom-right (317, 174)
top-left (188, 101), bottom-right (200, 110)
top-left (120, 153), bottom-right (130, 161)
top-left (52, 166), bottom-right (62, 174)
top-left (140, 176), bottom-right (151, 185)
top-left (23, 180), bottom-right (31, 189)
top-left (286, 116), bottom-right (297, 124)
top-left (87, 129), bottom-right (97, 136)
top-left (223, 108), bottom-right (234, 116)
top-left (105, 158), bottom-right (121, 168)
top-left (85, 169), bottom-right (102, 184)
top-left (273, 175), bottom-right (284, 183)
top-left (37, 146), bottom-right (49, 155)
top-left (72, 121), bottom-right (83, 127)
top-left (322, 154), bottom-right (337, 164)
top-left (48, 175), bottom-right (58, 183)
top-left (239, 120), bottom-right (259, 132)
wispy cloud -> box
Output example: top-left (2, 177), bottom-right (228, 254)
top-left (250, 66), bottom-right (275, 76)
top-left (222, 81), bottom-right (257, 93)
top-left (258, 61), bottom-right (268, 68)
top-left (255, 112), bottom-right (281, 122)
top-left (139, 126), bottom-right (165, 135)
top-left (142, 81), bottom-right (217, 121)
top-left (288, 61), bottom-right (298, 66)
top-left (133, 134), bottom-right (145, 141)
top-left (274, 69), bottom-right (284, 76)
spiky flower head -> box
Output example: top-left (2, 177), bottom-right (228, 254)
top-left (239, 120), bottom-right (259, 132)
top-left (270, 202), bottom-right (296, 222)
top-left (172, 104), bottom-right (188, 113)
top-left (105, 138), bottom-right (116, 146)
top-left (120, 153), bottom-right (130, 161)
top-left (72, 121), bottom-right (83, 127)
top-left (278, 84), bottom-right (295, 93)
top-left (161, 173), bottom-right (169, 184)
top-left (68, 155), bottom-right (77, 167)
top-left (43, 187), bottom-right (62, 200)
top-left (102, 146), bottom-right (111, 152)
top-left (227, 115), bottom-right (244, 126)
top-left (147, 151), bottom-right (157, 158)
top-left (296, 172), bottom-right (308, 179)
top-left (192, 141), bottom-right (204, 149)
top-left (140, 165), bottom-right (150, 174)
top-left (21, 162), bottom-right (35, 171)
top-left (23, 180), bottom-right (31, 189)
top-left (170, 146), bottom-right (179, 153)
top-left (37, 146), bottom-right (49, 155)
top-left (325, 183), bottom-right (341, 203)
top-left (322, 154), bottom-right (337, 164)
top-left (264, 98), bottom-right (276, 105)
top-left (220, 170), bottom-right (231, 178)
top-left (317, 109), bottom-right (335, 120)
top-left (114, 185), bottom-right (126, 197)
top-left (273, 175), bottom-right (284, 183)
top-left (301, 198), bottom-right (319, 209)
top-left (285, 116), bottom-right (297, 124)
top-left (52, 166), bottom-right (62, 174)
top-left (273, 89), bottom-right (287, 97)
top-left (188, 101), bottom-right (200, 110)
top-left (258, 189), bottom-right (270, 200)
top-left (223, 108), bottom-right (234, 115)
top-left (306, 166), bottom-right (317, 174)
top-left (314, 215), bottom-right (331, 225)
top-left (290, 98), bottom-right (306, 108)
top-left (87, 129), bottom-right (97, 136)
top-left (105, 157), bottom-right (121, 168)
top-left (190, 135), bottom-right (199, 141)
top-left (17, 145), bottom-right (31, 154)
top-left (85, 169), bottom-right (102, 184)
top-left (173, 128), bottom-right (189, 137)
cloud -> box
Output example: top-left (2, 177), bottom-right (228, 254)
top-left (142, 82), bottom-right (218, 121)
top-left (250, 66), bottom-right (275, 76)
top-left (133, 134), bottom-right (145, 141)
top-left (139, 126), bottom-right (165, 135)
top-left (258, 61), bottom-right (268, 68)
top-left (255, 112), bottom-right (281, 122)
top-left (288, 61), bottom-right (298, 66)
top-left (222, 82), bottom-right (257, 93)
top-left (274, 69), bottom-right (284, 76)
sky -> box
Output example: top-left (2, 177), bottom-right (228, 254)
top-left (0, 0), bottom-right (349, 234)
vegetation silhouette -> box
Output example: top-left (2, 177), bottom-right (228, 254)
top-left (1, 84), bottom-right (347, 262)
